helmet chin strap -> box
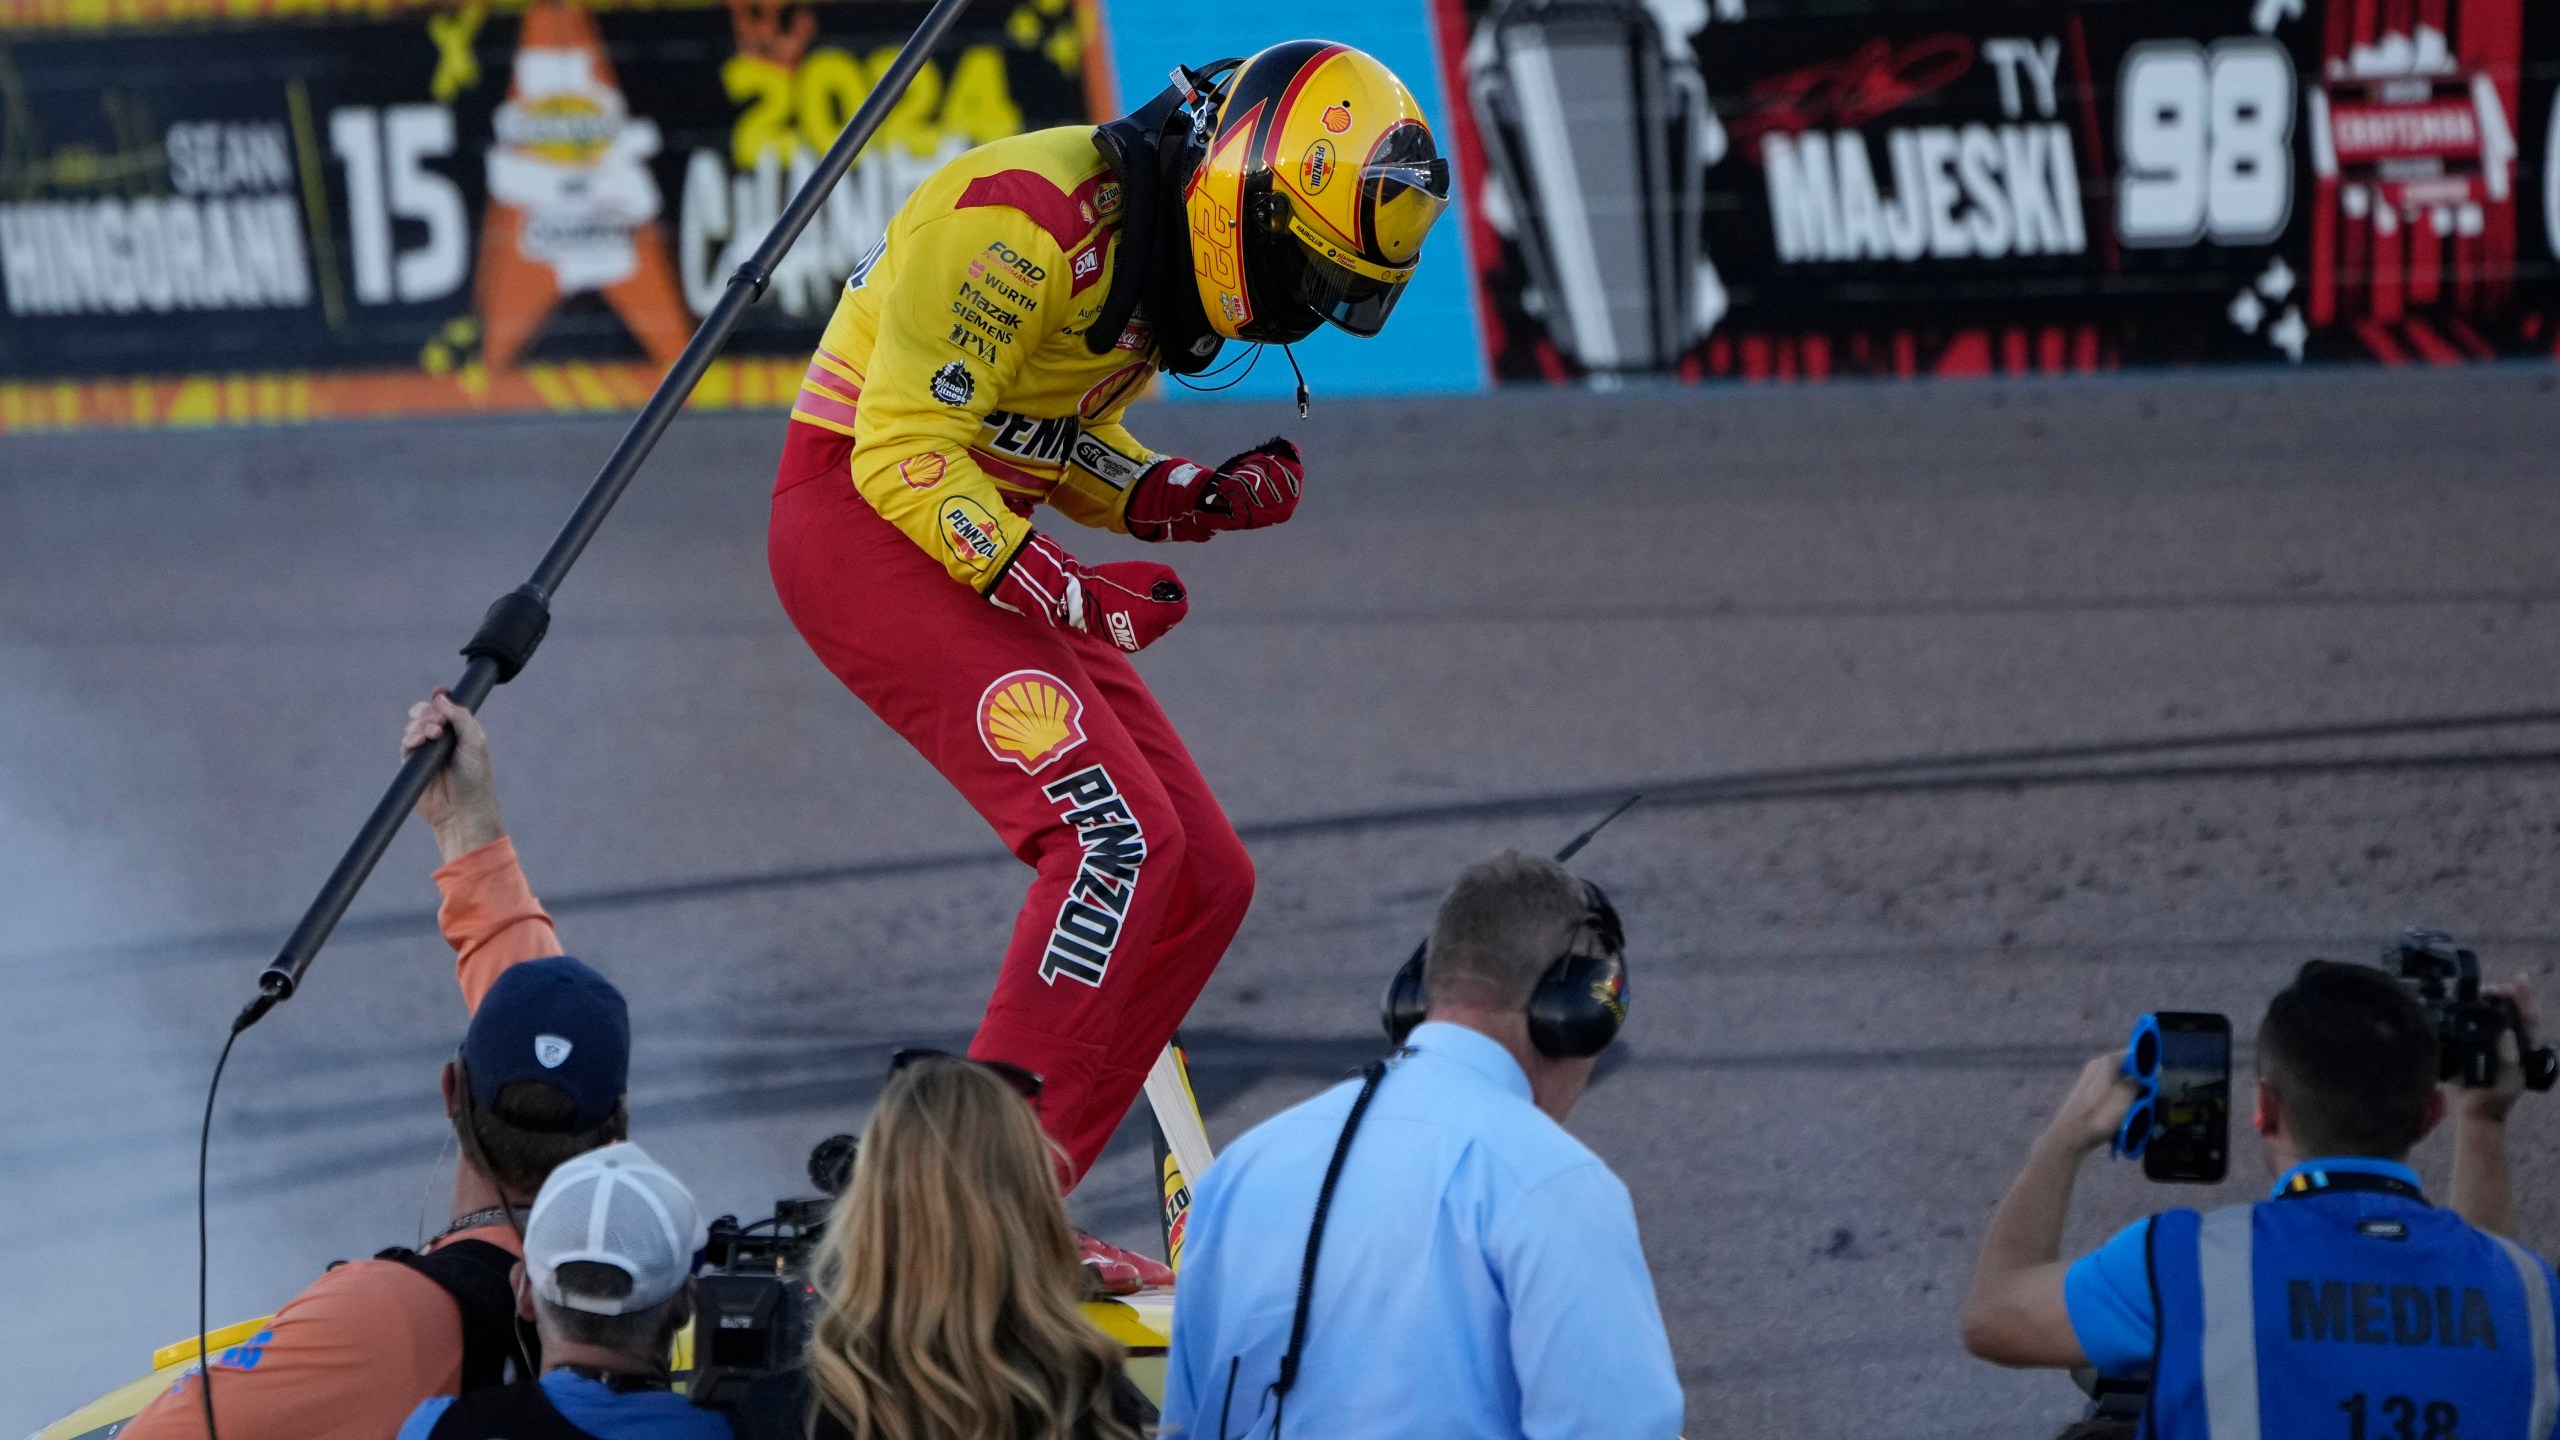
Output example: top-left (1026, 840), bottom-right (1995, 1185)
top-left (1282, 344), bottom-right (1310, 418)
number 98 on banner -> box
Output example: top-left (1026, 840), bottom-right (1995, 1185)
top-left (2117, 38), bottom-right (2295, 247)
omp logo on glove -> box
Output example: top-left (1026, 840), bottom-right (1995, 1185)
top-left (977, 669), bottom-right (1087, 775)
top-left (1037, 764), bottom-right (1148, 987)
top-left (940, 497), bottom-right (1005, 574)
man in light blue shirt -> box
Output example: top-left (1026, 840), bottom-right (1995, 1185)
top-left (1162, 852), bottom-right (1683, 1440)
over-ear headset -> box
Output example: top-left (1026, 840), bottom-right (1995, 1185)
top-left (1380, 879), bottom-right (1629, 1058)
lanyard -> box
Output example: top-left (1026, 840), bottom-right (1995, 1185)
top-left (2275, 1168), bottom-right (2427, 1204)
top-left (1262, 1056), bottom-right (1394, 1439)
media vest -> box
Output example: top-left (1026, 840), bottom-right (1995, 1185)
top-left (2147, 1172), bottom-right (2560, 1440)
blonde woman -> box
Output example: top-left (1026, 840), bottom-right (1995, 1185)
top-left (741, 1052), bottom-right (1153, 1440)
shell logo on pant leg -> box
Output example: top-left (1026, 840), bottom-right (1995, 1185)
top-left (978, 669), bottom-right (1087, 774)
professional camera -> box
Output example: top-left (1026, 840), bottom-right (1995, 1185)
top-left (2385, 930), bottom-right (2559, 1092)
top-left (685, 1131), bottom-right (857, 1408)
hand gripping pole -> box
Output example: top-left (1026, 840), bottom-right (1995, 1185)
top-left (237, 0), bottom-right (982, 1032)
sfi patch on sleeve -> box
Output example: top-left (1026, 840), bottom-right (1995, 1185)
top-left (1068, 432), bottom-right (1152, 490)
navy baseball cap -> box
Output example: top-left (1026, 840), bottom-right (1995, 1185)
top-left (461, 956), bottom-right (629, 1131)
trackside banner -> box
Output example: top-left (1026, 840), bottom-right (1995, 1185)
top-left (1431, 0), bottom-right (2560, 382)
top-left (0, 0), bottom-right (1104, 428)
top-left (9, 0), bottom-right (2559, 428)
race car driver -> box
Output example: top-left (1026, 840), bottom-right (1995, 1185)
top-left (766, 40), bottom-right (1450, 1287)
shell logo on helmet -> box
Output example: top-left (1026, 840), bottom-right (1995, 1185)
top-left (1178, 40), bottom-right (1454, 345)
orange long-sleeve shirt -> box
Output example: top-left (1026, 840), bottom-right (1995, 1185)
top-left (125, 837), bottom-right (563, 1440)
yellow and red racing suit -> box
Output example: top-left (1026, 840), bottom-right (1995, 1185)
top-left (767, 125), bottom-right (1256, 1190)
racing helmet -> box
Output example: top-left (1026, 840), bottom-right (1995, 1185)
top-left (1181, 40), bottom-right (1452, 345)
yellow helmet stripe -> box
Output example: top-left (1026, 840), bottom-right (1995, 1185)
top-left (1286, 213), bottom-right (1418, 285)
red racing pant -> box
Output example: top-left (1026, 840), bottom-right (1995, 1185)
top-left (768, 419), bottom-right (1253, 1185)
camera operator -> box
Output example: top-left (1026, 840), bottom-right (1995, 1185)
top-left (129, 691), bottom-right (634, 1440)
top-left (1961, 961), bottom-right (2560, 1438)
top-left (395, 1143), bottom-right (727, 1440)
top-left (734, 1053), bottom-right (1151, 1440)
top-left (1160, 852), bottom-right (1683, 1440)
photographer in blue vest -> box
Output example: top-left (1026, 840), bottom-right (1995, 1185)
top-left (1961, 960), bottom-right (2558, 1438)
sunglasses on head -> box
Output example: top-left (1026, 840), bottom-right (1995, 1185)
top-left (888, 1048), bottom-right (1044, 1102)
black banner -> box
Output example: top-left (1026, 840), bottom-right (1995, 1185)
top-left (1440, 0), bottom-right (2560, 381)
top-left (0, 0), bottom-right (1097, 394)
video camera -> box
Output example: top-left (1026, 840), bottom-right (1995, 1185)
top-left (685, 1131), bottom-right (858, 1408)
top-left (2385, 930), bottom-right (2559, 1092)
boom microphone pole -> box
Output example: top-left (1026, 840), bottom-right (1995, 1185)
top-left (231, 0), bottom-right (980, 1034)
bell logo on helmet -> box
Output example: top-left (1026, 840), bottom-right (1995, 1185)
top-left (1301, 139), bottom-right (1335, 194)
top-left (1322, 102), bottom-right (1352, 134)
top-left (978, 670), bottom-right (1087, 775)
top-left (534, 1035), bottom-right (573, 1069)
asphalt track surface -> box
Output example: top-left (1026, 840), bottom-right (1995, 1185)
top-left (7, 366), bottom-right (2560, 1437)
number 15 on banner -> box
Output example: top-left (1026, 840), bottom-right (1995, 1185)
top-left (330, 105), bottom-right (470, 305)
top-left (2118, 38), bottom-right (2296, 247)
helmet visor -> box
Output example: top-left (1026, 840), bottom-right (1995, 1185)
top-left (1359, 150), bottom-right (1451, 268)
top-left (1290, 243), bottom-right (1407, 338)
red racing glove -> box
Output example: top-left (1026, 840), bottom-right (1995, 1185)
top-left (1126, 437), bottom-right (1303, 543)
top-left (991, 532), bottom-right (1189, 653)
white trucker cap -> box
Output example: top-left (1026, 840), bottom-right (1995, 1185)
top-left (522, 1141), bottom-right (700, 1315)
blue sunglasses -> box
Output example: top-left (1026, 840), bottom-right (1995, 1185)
top-left (2112, 1014), bottom-right (2163, 1159)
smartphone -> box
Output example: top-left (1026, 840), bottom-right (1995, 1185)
top-left (2143, 1011), bottom-right (2231, 1184)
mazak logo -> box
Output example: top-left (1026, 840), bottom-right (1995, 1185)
top-left (977, 668), bottom-right (1086, 774)
top-left (1037, 764), bottom-right (1148, 986)
top-left (940, 496), bottom-right (1004, 572)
